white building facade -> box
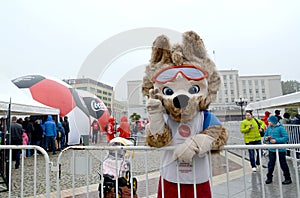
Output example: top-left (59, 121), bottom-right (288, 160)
top-left (212, 70), bottom-right (282, 121)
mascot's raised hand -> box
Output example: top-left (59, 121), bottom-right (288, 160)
top-left (173, 134), bottom-right (215, 162)
top-left (146, 88), bottom-right (164, 134)
top-left (146, 88), bottom-right (172, 147)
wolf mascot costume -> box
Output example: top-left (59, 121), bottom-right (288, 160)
top-left (142, 31), bottom-right (228, 198)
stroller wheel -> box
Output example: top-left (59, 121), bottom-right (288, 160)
top-left (98, 184), bottom-right (102, 198)
top-left (133, 177), bottom-right (138, 193)
top-left (118, 187), bottom-right (122, 198)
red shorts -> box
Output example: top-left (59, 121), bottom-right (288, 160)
top-left (157, 177), bottom-right (211, 198)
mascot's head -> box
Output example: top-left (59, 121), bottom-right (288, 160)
top-left (142, 31), bottom-right (221, 122)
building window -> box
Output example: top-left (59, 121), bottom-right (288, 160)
top-left (248, 80), bottom-right (252, 85)
top-left (255, 80), bottom-right (258, 86)
top-left (261, 80), bottom-right (265, 86)
top-left (77, 87), bottom-right (87, 91)
top-left (229, 75), bottom-right (232, 79)
top-left (250, 97), bottom-right (253, 101)
top-left (249, 89), bottom-right (252, 94)
top-left (225, 98), bottom-right (228, 103)
top-left (224, 82), bottom-right (227, 87)
top-left (230, 90), bottom-right (234, 95)
top-left (223, 75), bottom-right (227, 80)
top-left (90, 87), bottom-right (96, 92)
top-left (262, 88), bottom-right (265, 94)
top-left (256, 89), bottom-right (259, 94)
top-left (243, 89), bottom-right (246, 94)
top-left (242, 80), bottom-right (246, 86)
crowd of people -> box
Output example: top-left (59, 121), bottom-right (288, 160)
top-left (7, 113), bottom-right (145, 168)
top-left (9, 115), bottom-right (70, 169)
top-left (240, 109), bottom-right (298, 185)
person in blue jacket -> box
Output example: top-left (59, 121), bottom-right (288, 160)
top-left (57, 122), bottom-right (65, 150)
top-left (264, 115), bottom-right (292, 185)
top-left (44, 115), bottom-right (57, 154)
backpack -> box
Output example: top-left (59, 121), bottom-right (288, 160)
top-left (254, 118), bottom-right (265, 137)
top-left (93, 122), bottom-right (99, 130)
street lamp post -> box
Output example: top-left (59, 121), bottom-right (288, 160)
top-left (235, 97), bottom-right (248, 120)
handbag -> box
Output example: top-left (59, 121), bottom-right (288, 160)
top-left (254, 118), bottom-right (265, 137)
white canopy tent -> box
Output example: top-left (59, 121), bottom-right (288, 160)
top-left (0, 75), bottom-right (59, 116)
top-left (246, 92), bottom-right (300, 110)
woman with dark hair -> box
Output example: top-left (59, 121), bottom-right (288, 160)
top-left (240, 110), bottom-right (265, 172)
top-left (281, 112), bottom-right (291, 124)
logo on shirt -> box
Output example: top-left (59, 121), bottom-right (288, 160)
top-left (178, 124), bottom-right (191, 137)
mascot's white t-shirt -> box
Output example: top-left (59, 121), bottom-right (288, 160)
top-left (161, 111), bottom-right (210, 184)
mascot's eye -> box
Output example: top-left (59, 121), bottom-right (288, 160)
top-left (162, 87), bottom-right (174, 95)
top-left (188, 85), bottom-right (200, 94)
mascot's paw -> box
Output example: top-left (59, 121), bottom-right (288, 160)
top-left (173, 134), bottom-right (215, 162)
top-left (173, 137), bottom-right (196, 162)
top-left (146, 126), bottom-right (172, 148)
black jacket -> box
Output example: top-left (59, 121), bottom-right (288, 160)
top-left (11, 122), bottom-right (23, 145)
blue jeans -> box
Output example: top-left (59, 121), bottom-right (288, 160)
top-left (92, 131), bottom-right (98, 143)
top-left (26, 141), bottom-right (31, 157)
top-left (246, 140), bottom-right (261, 168)
top-left (15, 149), bottom-right (20, 168)
top-left (45, 136), bottom-right (56, 154)
top-left (60, 136), bottom-right (65, 149)
top-left (267, 151), bottom-right (291, 180)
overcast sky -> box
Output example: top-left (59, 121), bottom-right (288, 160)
top-left (1, 0), bottom-right (300, 91)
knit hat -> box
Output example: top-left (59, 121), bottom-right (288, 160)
top-left (265, 111), bottom-right (271, 116)
top-left (268, 115), bottom-right (278, 124)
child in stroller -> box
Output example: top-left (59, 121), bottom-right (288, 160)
top-left (98, 137), bottom-right (138, 198)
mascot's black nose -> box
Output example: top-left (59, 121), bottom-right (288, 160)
top-left (173, 94), bottom-right (189, 109)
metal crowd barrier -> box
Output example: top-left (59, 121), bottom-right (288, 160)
top-left (1, 125), bottom-right (300, 198)
top-left (52, 144), bottom-right (300, 198)
top-left (283, 124), bottom-right (300, 157)
top-left (0, 145), bottom-right (51, 198)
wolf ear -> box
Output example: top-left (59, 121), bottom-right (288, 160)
top-left (150, 35), bottom-right (172, 64)
top-left (182, 31), bottom-right (207, 62)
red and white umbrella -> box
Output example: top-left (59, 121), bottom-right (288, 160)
top-left (76, 89), bottom-right (110, 131)
top-left (12, 74), bottom-right (90, 145)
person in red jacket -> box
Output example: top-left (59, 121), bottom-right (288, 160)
top-left (116, 116), bottom-right (131, 139)
top-left (106, 117), bottom-right (115, 143)
top-left (261, 111), bottom-right (271, 127)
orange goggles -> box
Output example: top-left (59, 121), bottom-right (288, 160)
top-left (152, 65), bottom-right (208, 84)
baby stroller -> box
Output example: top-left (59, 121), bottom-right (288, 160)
top-left (98, 137), bottom-right (138, 198)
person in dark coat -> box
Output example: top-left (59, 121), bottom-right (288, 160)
top-left (32, 119), bottom-right (43, 149)
top-left (10, 116), bottom-right (23, 169)
top-left (62, 116), bottom-right (70, 146)
top-left (274, 110), bottom-right (282, 122)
